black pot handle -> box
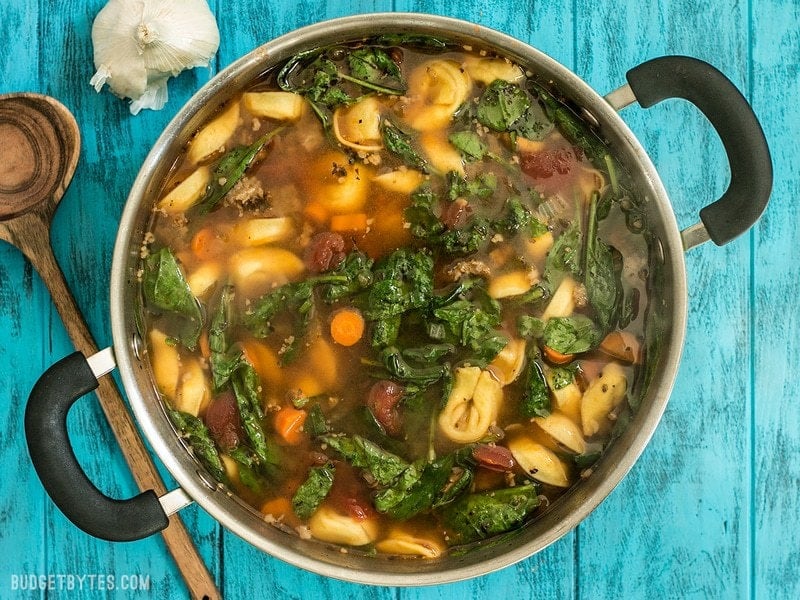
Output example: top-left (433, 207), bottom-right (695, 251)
top-left (24, 351), bottom-right (169, 541)
top-left (624, 56), bottom-right (772, 247)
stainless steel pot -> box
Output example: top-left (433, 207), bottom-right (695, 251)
top-left (25, 14), bottom-right (771, 585)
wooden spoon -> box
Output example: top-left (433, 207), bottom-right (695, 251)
top-left (0, 93), bottom-right (220, 600)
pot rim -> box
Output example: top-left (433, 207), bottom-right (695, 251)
top-left (110, 12), bottom-right (687, 585)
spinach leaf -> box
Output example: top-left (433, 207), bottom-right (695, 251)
top-left (318, 250), bottom-right (374, 303)
top-left (405, 185), bottom-right (446, 240)
top-left (440, 483), bottom-right (540, 545)
top-left (380, 347), bottom-right (450, 387)
top-left (195, 128), bottom-right (283, 213)
top-left (231, 363), bottom-right (278, 469)
top-left (543, 315), bottom-right (602, 355)
top-left (278, 47), bottom-right (405, 129)
top-left (543, 220), bottom-right (582, 290)
top-left (208, 285), bottom-right (243, 391)
top-left (347, 47), bottom-right (403, 88)
top-left (437, 217), bottom-right (492, 255)
top-left (292, 463), bottom-right (336, 520)
top-left (168, 409), bottom-right (225, 482)
top-left (365, 249), bottom-right (434, 346)
top-left (446, 171), bottom-right (497, 201)
top-left (241, 280), bottom-right (315, 360)
top-left (477, 80), bottom-right (530, 132)
top-left (227, 447), bottom-right (269, 493)
top-left (517, 315), bottom-right (544, 339)
top-left (584, 192), bottom-right (621, 332)
top-left (448, 130), bottom-right (487, 161)
top-left (432, 297), bottom-right (507, 363)
top-left (320, 434), bottom-right (409, 486)
top-left (401, 343), bottom-right (455, 363)
top-left (550, 364), bottom-right (577, 390)
top-left (142, 247), bottom-right (202, 350)
top-left (520, 348), bottom-right (550, 418)
top-left (382, 120), bottom-right (428, 172)
top-left (375, 457), bottom-right (453, 520)
top-left (306, 403), bottom-right (329, 437)
top-left (493, 197), bottom-right (532, 235)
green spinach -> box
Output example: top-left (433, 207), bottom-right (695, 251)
top-left (168, 409), bottom-right (225, 482)
top-left (320, 434), bottom-right (409, 486)
top-left (543, 315), bottom-right (602, 355)
top-left (440, 483), bottom-right (540, 545)
top-left (292, 463), bottom-right (336, 520)
top-left (142, 247), bottom-right (202, 350)
top-left (196, 128), bottom-right (284, 214)
top-left (381, 120), bottom-right (428, 172)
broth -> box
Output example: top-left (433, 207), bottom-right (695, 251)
top-left (139, 37), bottom-right (650, 558)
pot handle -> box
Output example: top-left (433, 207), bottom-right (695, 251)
top-left (607, 56), bottom-right (772, 250)
top-left (25, 349), bottom-right (171, 541)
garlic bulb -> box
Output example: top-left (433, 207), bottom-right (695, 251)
top-left (89, 0), bottom-right (220, 115)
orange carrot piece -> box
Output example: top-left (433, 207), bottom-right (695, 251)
top-left (190, 226), bottom-right (222, 260)
top-left (274, 406), bottom-right (308, 446)
top-left (329, 308), bottom-right (365, 347)
top-left (198, 329), bottom-right (211, 359)
top-left (543, 345), bottom-right (574, 365)
top-left (259, 496), bottom-right (301, 527)
top-left (330, 212), bottom-right (368, 234)
top-left (303, 201), bottom-right (329, 225)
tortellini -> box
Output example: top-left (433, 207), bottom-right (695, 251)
top-left (188, 100), bottom-right (240, 164)
top-left (305, 150), bottom-right (372, 214)
top-left (581, 362), bottom-right (627, 436)
top-left (403, 59), bottom-right (471, 131)
top-left (507, 432), bottom-right (570, 488)
top-left (333, 96), bottom-right (384, 152)
top-left (228, 246), bottom-right (305, 293)
top-left (229, 217), bottom-right (295, 247)
top-left (488, 269), bottom-right (536, 299)
top-left (534, 412), bottom-right (587, 454)
top-left (438, 367), bottom-right (502, 443)
top-left (375, 527), bottom-right (445, 558)
top-left (243, 91), bottom-right (306, 121)
top-left (541, 276), bottom-right (577, 321)
top-left (419, 131), bottom-right (464, 175)
top-left (149, 328), bottom-right (210, 417)
top-left (307, 504), bottom-right (379, 546)
top-left (157, 166), bottom-right (210, 214)
top-left (463, 56), bottom-right (524, 85)
top-left (489, 338), bottom-right (527, 386)
top-left (372, 168), bottom-right (426, 194)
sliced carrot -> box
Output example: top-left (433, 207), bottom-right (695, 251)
top-left (330, 308), bottom-right (365, 347)
top-left (330, 212), bottom-right (368, 234)
top-left (198, 329), bottom-right (211, 359)
top-left (274, 406), bottom-right (308, 445)
top-left (190, 226), bottom-right (223, 261)
top-left (303, 200), bottom-right (329, 225)
top-left (543, 345), bottom-right (574, 365)
top-left (599, 331), bottom-right (641, 364)
top-left (259, 496), bottom-right (301, 527)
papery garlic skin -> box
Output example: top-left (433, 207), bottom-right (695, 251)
top-left (90, 0), bottom-right (220, 115)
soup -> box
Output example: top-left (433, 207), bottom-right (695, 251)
top-left (139, 36), bottom-right (650, 558)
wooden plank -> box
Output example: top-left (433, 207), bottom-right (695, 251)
top-left (574, 0), bottom-right (753, 598)
top-left (27, 2), bottom-right (222, 598)
top-left (0, 1), bottom-right (47, 596)
top-left (751, 1), bottom-right (800, 598)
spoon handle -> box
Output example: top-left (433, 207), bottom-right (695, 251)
top-left (5, 212), bottom-right (221, 600)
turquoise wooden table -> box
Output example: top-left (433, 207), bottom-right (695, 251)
top-left (1, 0), bottom-right (797, 598)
